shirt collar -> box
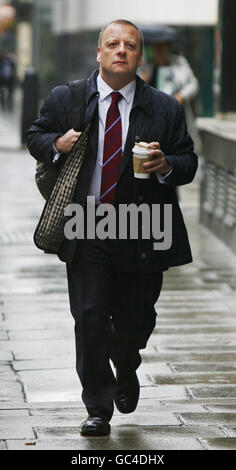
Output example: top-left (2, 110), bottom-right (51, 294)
top-left (97, 73), bottom-right (136, 104)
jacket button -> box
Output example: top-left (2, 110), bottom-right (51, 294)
top-left (141, 252), bottom-right (146, 259)
top-left (138, 195), bottom-right (143, 202)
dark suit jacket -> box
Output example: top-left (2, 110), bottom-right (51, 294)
top-left (27, 69), bottom-right (198, 272)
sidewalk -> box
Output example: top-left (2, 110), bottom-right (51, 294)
top-left (1, 101), bottom-right (236, 450)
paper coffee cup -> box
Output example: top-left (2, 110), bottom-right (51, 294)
top-left (132, 144), bottom-right (154, 179)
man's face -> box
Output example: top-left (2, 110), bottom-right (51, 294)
top-left (97, 23), bottom-right (143, 84)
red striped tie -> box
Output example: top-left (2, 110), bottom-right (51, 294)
top-left (100, 91), bottom-right (122, 204)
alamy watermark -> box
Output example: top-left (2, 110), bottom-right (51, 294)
top-left (64, 196), bottom-right (172, 251)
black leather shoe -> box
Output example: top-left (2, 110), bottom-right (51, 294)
top-left (80, 416), bottom-right (111, 436)
top-left (114, 369), bottom-right (140, 414)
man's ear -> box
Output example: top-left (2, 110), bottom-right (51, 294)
top-left (138, 52), bottom-right (143, 68)
top-left (97, 48), bottom-right (101, 64)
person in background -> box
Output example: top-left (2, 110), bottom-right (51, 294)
top-left (0, 51), bottom-right (16, 110)
top-left (140, 25), bottom-right (201, 155)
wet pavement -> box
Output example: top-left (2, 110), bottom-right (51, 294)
top-left (1, 96), bottom-right (236, 450)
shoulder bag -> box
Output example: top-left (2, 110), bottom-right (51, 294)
top-left (33, 79), bottom-right (90, 254)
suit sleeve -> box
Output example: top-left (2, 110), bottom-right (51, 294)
top-left (26, 86), bottom-right (72, 167)
top-left (163, 102), bottom-right (198, 186)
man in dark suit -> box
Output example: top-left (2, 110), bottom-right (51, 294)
top-left (27, 19), bottom-right (198, 437)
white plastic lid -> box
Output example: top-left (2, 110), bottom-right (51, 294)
top-left (132, 145), bottom-right (149, 155)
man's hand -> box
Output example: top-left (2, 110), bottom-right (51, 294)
top-left (143, 142), bottom-right (171, 175)
top-left (54, 129), bottom-right (82, 154)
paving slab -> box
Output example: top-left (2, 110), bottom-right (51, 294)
top-left (157, 316), bottom-right (236, 326)
top-left (0, 330), bottom-right (8, 340)
top-left (0, 403), bottom-right (29, 410)
top-left (18, 369), bottom-right (156, 403)
top-left (18, 369), bottom-right (82, 403)
top-left (139, 385), bottom-right (189, 400)
top-left (153, 352), bottom-right (236, 362)
top-left (34, 424), bottom-right (224, 440)
top-left (222, 427), bottom-right (236, 437)
top-left (4, 314), bottom-right (73, 330)
top-left (0, 409), bottom-right (179, 427)
top-left (0, 414), bottom-right (92, 428)
top-left (157, 290), bottom-right (225, 300)
top-left (0, 351), bottom-right (13, 361)
top-left (139, 402), bottom-right (206, 412)
top-left (160, 283), bottom-right (232, 291)
top-left (0, 401), bottom-right (85, 410)
top-left (9, 328), bottom-right (74, 340)
top-left (0, 284), bottom-right (68, 296)
top-left (0, 410), bottom-right (29, 416)
top-left (188, 385), bottom-right (236, 399)
top-left (12, 358), bottom-right (75, 371)
top-left (0, 441), bottom-right (7, 450)
top-left (29, 403), bottom-right (205, 415)
top-left (199, 437), bottom-right (236, 450)
top-left (6, 437), bottom-right (204, 450)
top-left (29, 406), bottom-right (108, 416)
top-left (205, 404), bottom-right (236, 413)
top-left (158, 301), bottom-right (229, 308)
top-left (9, 399), bottom-right (230, 413)
top-left (159, 398), bottom-right (236, 405)
top-left (158, 315), bottom-right (236, 325)
top-left (6, 339), bottom-right (75, 360)
top-left (112, 412), bottom-right (179, 426)
top-left (0, 380), bottom-right (25, 402)
top-left (0, 422), bottom-right (35, 440)
top-left (0, 364), bottom-right (18, 379)
top-left (1, 295), bottom-right (68, 309)
top-left (137, 363), bottom-right (173, 375)
top-left (153, 333), bottom-right (236, 347)
top-left (179, 412), bottom-right (236, 425)
top-left (158, 301), bottom-right (230, 309)
top-left (1, 302), bottom-right (69, 314)
top-left (150, 373), bottom-right (236, 385)
top-left (158, 345), bottom-right (236, 351)
top-left (172, 363), bottom-right (236, 372)
top-left (157, 326), bottom-right (236, 334)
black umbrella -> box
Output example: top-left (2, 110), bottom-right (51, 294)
top-left (139, 24), bottom-right (177, 44)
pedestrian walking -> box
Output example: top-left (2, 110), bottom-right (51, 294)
top-left (140, 25), bottom-right (201, 154)
top-left (0, 52), bottom-right (16, 110)
top-left (26, 19), bottom-right (198, 437)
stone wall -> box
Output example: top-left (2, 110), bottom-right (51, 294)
top-left (198, 118), bottom-right (236, 253)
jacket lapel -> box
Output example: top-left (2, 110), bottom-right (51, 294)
top-left (118, 75), bottom-right (153, 182)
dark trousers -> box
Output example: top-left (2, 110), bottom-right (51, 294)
top-left (66, 237), bottom-right (163, 421)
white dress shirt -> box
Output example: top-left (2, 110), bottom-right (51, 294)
top-left (88, 74), bottom-right (136, 203)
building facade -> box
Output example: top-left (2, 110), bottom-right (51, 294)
top-left (28, 0), bottom-right (219, 115)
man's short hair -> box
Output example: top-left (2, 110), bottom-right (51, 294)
top-left (98, 19), bottom-right (144, 52)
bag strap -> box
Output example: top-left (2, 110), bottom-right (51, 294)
top-left (68, 79), bottom-right (87, 131)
